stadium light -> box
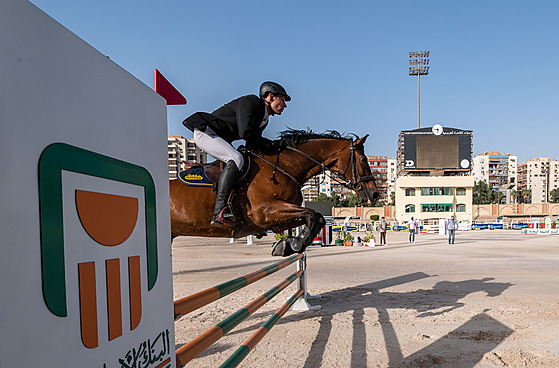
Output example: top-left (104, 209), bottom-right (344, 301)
top-left (409, 50), bottom-right (430, 129)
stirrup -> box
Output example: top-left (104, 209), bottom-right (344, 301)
top-left (211, 207), bottom-right (235, 228)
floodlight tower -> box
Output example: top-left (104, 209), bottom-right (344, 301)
top-left (409, 51), bottom-right (430, 129)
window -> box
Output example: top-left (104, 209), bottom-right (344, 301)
top-left (405, 188), bottom-right (415, 196)
top-left (456, 187), bottom-right (466, 196)
top-left (456, 204), bottom-right (466, 212)
top-left (405, 204), bottom-right (415, 213)
top-left (421, 187), bottom-right (453, 196)
top-left (421, 204), bottom-right (453, 212)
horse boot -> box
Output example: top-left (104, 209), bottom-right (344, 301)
top-left (211, 160), bottom-right (240, 227)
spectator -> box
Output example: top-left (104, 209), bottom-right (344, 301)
top-left (409, 217), bottom-right (417, 243)
top-left (379, 217), bottom-right (388, 245)
top-left (446, 216), bottom-right (458, 244)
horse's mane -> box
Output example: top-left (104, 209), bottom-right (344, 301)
top-left (278, 128), bottom-right (355, 147)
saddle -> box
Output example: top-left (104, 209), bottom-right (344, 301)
top-left (176, 155), bottom-right (252, 191)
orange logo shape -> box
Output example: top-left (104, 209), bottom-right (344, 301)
top-left (76, 190), bottom-right (139, 246)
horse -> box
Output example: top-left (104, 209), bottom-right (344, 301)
top-left (170, 129), bottom-right (380, 256)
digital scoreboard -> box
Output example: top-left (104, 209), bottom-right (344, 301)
top-left (401, 125), bottom-right (473, 171)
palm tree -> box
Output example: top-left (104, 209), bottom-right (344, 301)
top-left (511, 190), bottom-right (518, 204)
top-left (521, 189), bottom-right (531, 204)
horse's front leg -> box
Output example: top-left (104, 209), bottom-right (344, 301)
top-left (249, 202), bottom-right (325, 257)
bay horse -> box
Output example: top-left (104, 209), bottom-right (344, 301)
top-left (170, 129), bottom-right (379, 256)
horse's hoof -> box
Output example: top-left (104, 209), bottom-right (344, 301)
top-left (288, 238), bottom-right (303, 252)
top-left (271, 240), bottom-right (295, 257)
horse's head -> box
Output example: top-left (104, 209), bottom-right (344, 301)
top-left (336, 134), bottom-right (380, 205)
top-left (277, 129), bottom-right (380, 205)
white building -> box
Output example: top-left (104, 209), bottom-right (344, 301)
top-left (472, 152), bottom-right (517, 195)
top-left (518, 158), bottom-right (559, 203)
top-left (395, 176), bottom-right (474, 223)
top-left (367, 155), bottom-right (397, 204)
top-left (302, 170), bottom-right (353, 202)
top-left (168, 135), bottom-right (207, 179)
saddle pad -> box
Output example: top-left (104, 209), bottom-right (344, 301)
top-left (177, 166), bottom-right (212, 187)
top-left (176, 156), bottom-right (252, 187)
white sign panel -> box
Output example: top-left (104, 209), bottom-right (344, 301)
top-left (0, 1), bottom-right (174, 367)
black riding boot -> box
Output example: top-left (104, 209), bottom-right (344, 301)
top-left (211, 160), bottom-right (240, 227)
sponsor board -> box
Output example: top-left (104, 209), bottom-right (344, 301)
top-left (1, 1), bottom-right (174, 366)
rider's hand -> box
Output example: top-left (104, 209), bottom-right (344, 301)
top-left (245, 137), bottom-right (273, 151)
top-left (271, 139), bottom-right (287, 149)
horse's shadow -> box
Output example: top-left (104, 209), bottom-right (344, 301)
top-left (232, 272), bottom-right (514, 367)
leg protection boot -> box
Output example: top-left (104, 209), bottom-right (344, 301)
top-left (211, 160), bottom-right (240, 227)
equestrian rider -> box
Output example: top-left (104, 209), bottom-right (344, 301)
top-left (182, 81), bottom-right (291, 227)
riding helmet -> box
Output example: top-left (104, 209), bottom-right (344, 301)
top-left (259, 81), bottom-right (291, 101)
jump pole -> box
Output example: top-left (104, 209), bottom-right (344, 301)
top-left (173, 250), bottom-right (321, 367)
top-left (174, 253), bottom-right (303, 320)
top-left (220, 289), bottom-right (305, 368)
top-left (175, 269), bottom-right (303, 366)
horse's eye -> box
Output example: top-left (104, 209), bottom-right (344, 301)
top-left (360, 157), bottom-right (367, 163)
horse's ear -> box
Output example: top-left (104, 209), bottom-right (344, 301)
top-left (354, 134), bottom-right (369, 147)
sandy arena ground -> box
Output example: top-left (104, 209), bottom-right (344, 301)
top-left (172, 230), bottom-right (559, 368)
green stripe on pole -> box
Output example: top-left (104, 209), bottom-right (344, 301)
top-left (261, 313), bottom-right (281, 331)
top-left (216, 308), bottom-right (250, 335)
top-left (220, 345), bottom-right (250, 368)
top-left (263, 293), bottom-right (301, 331)
top-left (262, 286), bottom-right (281, 301)
top-left (215, 277), bottom-right (248, 298)
top-left (262, 263), bottom-right (280, 275)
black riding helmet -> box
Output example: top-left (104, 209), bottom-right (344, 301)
top-left (259, 81), bottom-right (291, 102)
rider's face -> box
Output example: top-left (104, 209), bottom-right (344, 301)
top-left (268, 95), bottom-right (287, 115)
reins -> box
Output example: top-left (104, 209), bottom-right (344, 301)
top-left (243, 148), bottom-right (300, 186)
top-left (243, 139), bottom-right (375, 190)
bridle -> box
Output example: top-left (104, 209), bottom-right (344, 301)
top-left (339, 139), bottom-right (376, 190)
top-left (245, 139), bottom-right (375, 191)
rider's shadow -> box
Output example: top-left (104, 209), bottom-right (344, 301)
top-left (256, 272), bottom-right (513, 368)
top-left (298, 272), bottom-right (512, 368)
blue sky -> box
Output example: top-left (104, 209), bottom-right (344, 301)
top-left (30, 0), bottom-right (558, 163)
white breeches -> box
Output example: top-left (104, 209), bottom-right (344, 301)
top-left (193, 127), bottom-right (244, 171)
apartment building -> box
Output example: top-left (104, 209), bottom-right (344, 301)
top-left (302, 155), bottom-right (396, 204)
top-left (302, 171), bottom-right (353, 202)
top-left (472, 152), bottom-right (517, 194)
top-left (517, 158), bottom-right (559, 203)
top-left (367, 155), bottom-right (397, 204)
top-left (168, 135), bottom-right (207, 179)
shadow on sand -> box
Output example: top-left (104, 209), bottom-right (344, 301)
top-left (230, 272), bottom-right (514, 367)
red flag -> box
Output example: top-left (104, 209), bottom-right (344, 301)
top-left (153, 69), bottom-right (186, 105)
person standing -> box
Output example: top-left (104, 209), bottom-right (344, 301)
top-left (182, 81), bottom-right (290, 227)
top-left (409, 216), bottom-right (416, 243)
top-left (446, 215), bottom-right (458, 244)
top-left (379, 217), bottom-right (387, 245)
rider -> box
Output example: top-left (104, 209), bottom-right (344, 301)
top-left (182, 81), bottom-right (291, 227)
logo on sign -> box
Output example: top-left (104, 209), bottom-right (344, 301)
top-left (38, 143), bottom-right (158, 349)
top-left (405, 160), bottom-right (415, 168)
